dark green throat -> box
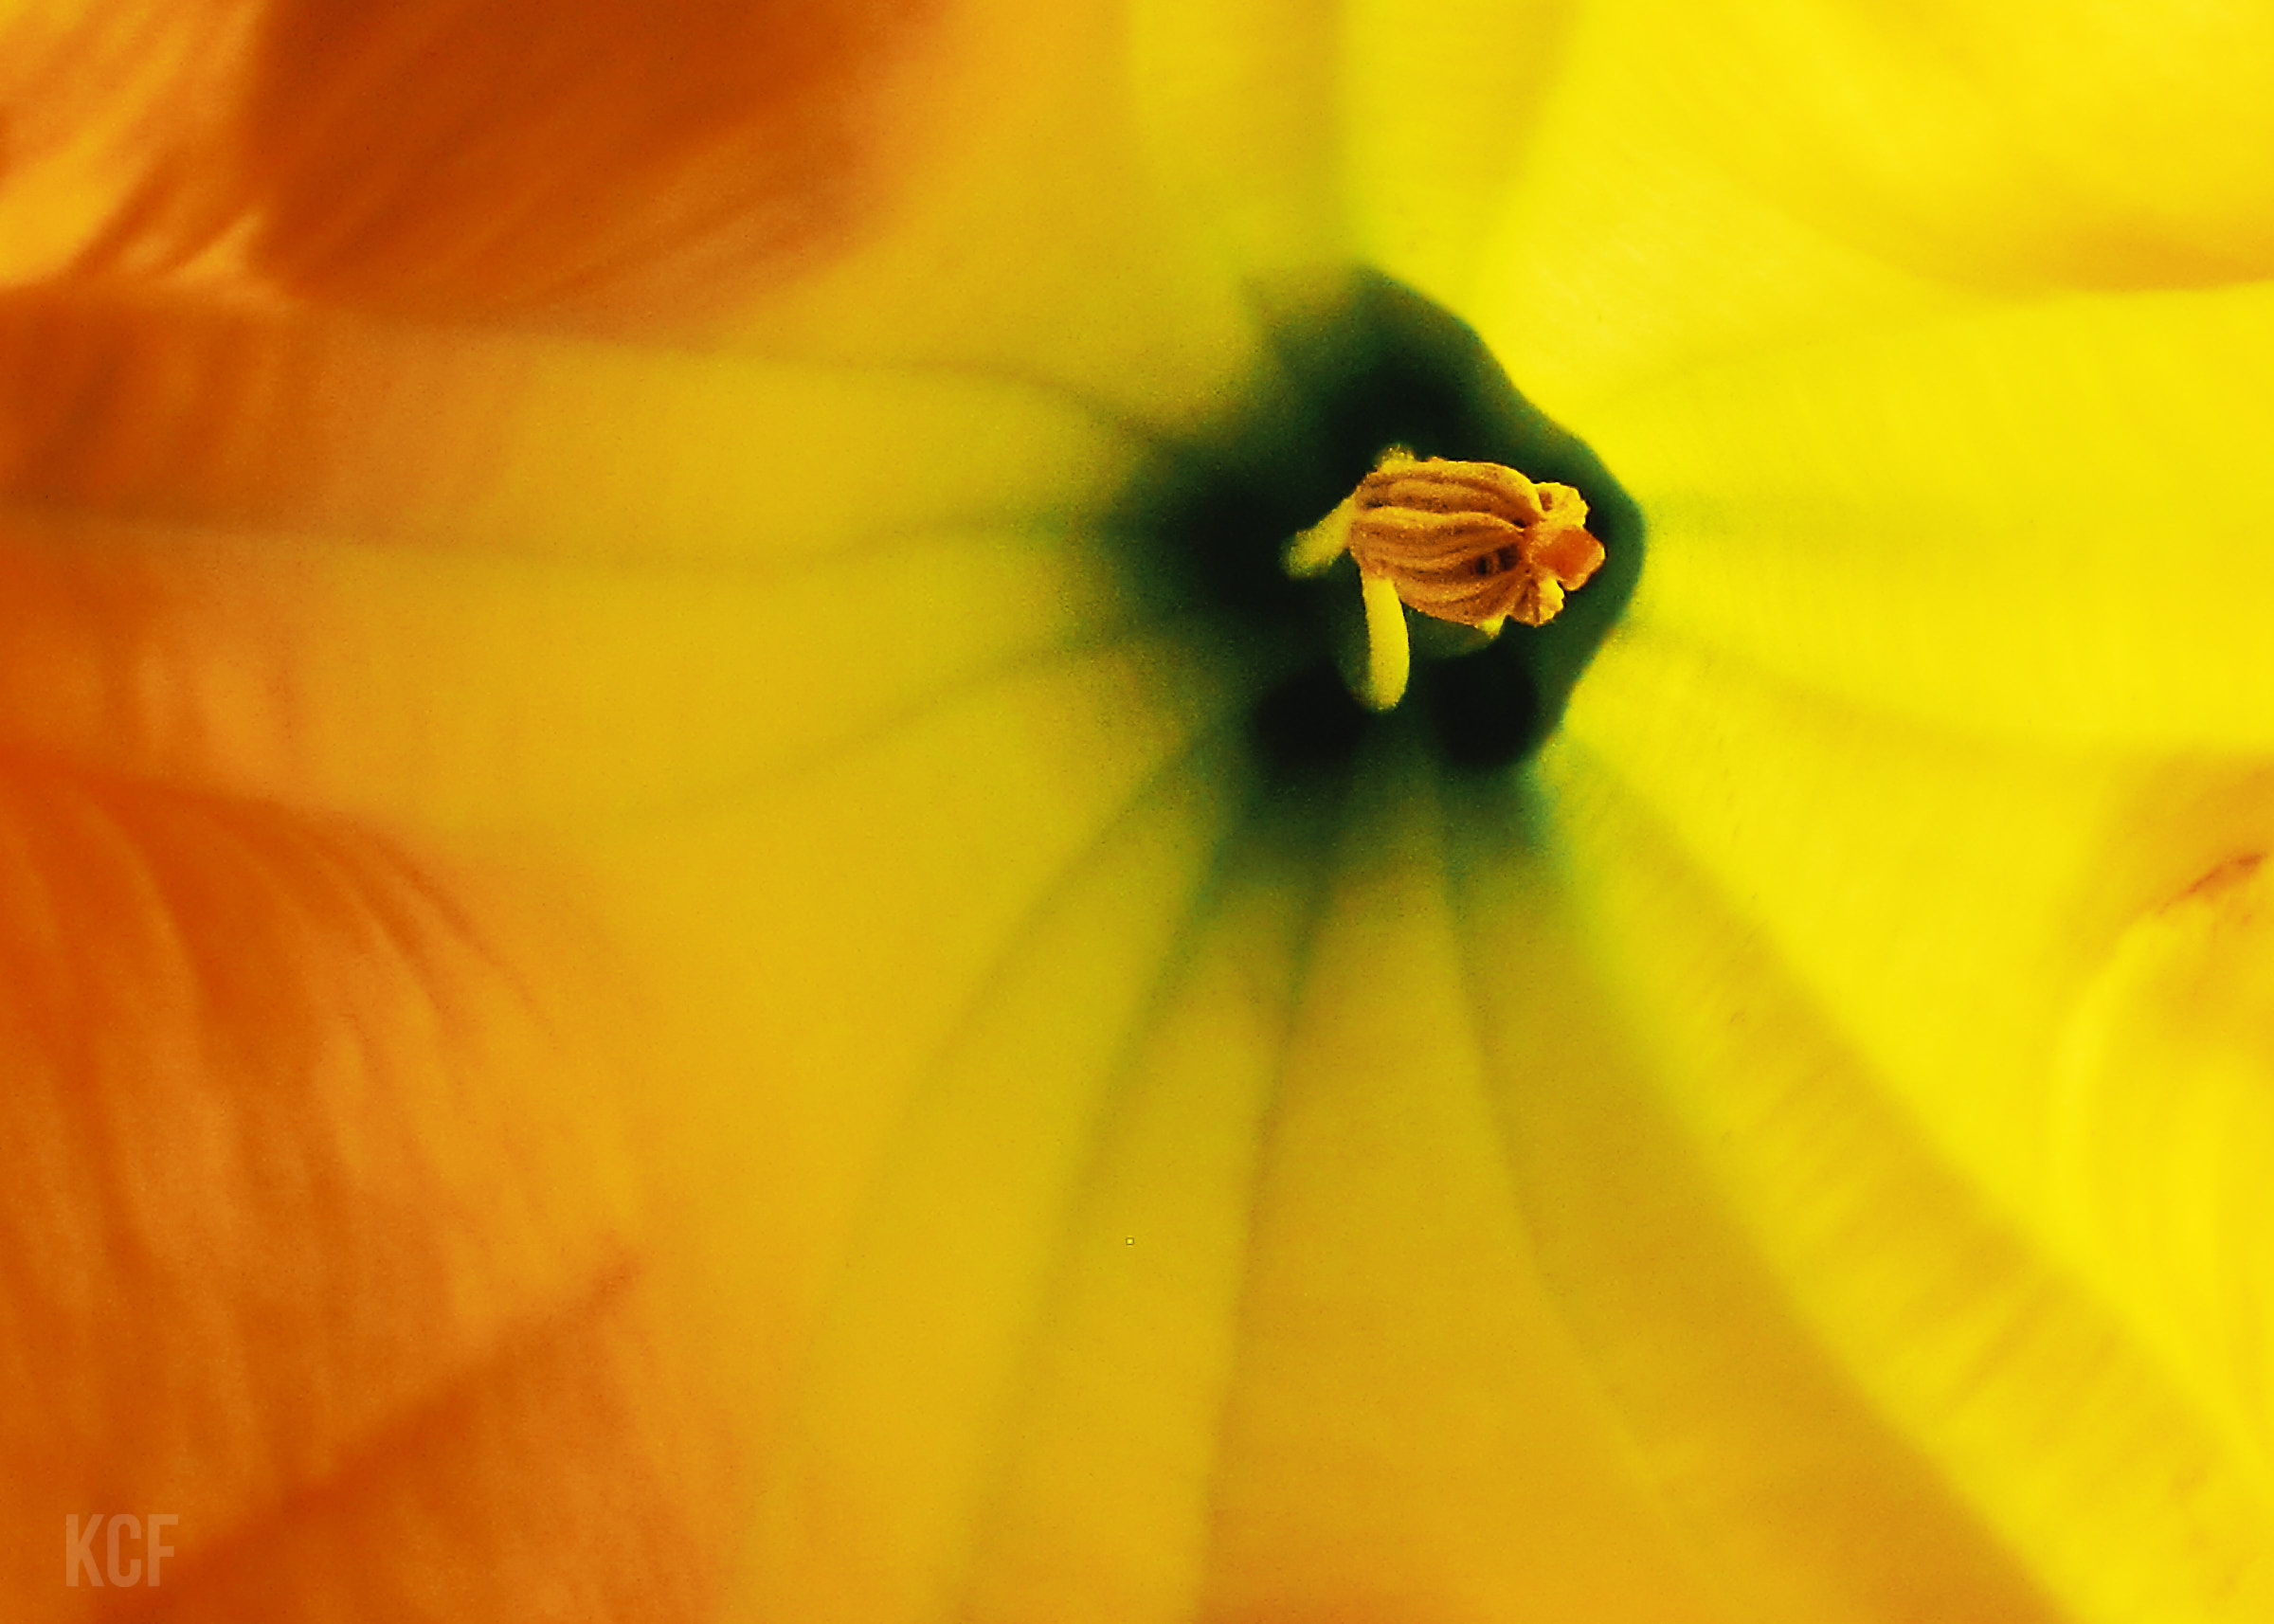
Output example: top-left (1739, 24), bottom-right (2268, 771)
top-left (1112, 270), bottom-right (1643, 784)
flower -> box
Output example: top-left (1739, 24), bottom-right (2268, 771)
top-left (8, 0), bottom-right (2274, 1620)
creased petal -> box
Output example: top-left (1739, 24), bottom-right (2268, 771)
top-left (1197, 747), bottom-right (1724, 1621)
top-left (1452, 793), bottom-right (2068, 1624)
top-left (2051, 830), bottom-right (2274, 1495)
top-left (0, 757), bottom-right (732, 1616)
top-left (960, 824), bottom-right (1315, 1622)
top-left (1548, 729), bottom-right (2274, 1622)
top-left (733, 739), bottom-right (1246, 1621)
top-left (1564, 629), bottom-right (2135, 1212)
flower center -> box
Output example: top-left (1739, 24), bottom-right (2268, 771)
top-left (1127, 272), bottom-right (1639, 777)
top-left (1285, 447), bottom-right (1607, 710)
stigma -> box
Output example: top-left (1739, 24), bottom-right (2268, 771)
top-left (1285, 448), bottom-right (1606, 711)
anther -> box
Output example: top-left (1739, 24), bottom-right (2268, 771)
top-left (1286, 448), bottom-right (1605, 709)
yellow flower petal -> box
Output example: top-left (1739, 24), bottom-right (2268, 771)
top-left (1453, 0), bottom-right (1970, 412)
top-left (1199, 748), bottom-right (1724, 1620)
top-left (1564, 629), bottom-right (2133, 1207)
top-left (1549, 735), bottom-right (2274, 1622)
top-left (962, 839), bottom-right (1310, 1620)
top-left (1583, 0), bottom-right (2274, 290)
top-left (2052, 833), bottom-right (2274, 1496)
top-left (731, 739), bottom-right (1245, 1620)
top-left (1453, 794), bottom-right (2071, 1624)
top-left (1595, 279), bottom-right (2274, 749)
top-left (16, 0), bottom-right (2274, 1617)
top-left (1341, 0), bottom-right (1571, 315)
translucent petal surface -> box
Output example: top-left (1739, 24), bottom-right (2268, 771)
top-left (1592, 280), bottom-right (2274, 749)
top-left (13, 0), bottom-right (2274, 1619)
top-left (1452, 793), bottom-right (2067, 1624)
top-left (1564, 629), bottom-right (2130, 1230)
top-left (1559, 0), bottom-right (2274, 290)
top-left (1197, 749), bottom-right (1723, 1622)
top-left (2051, 830), bottom-right (2274, 1499)
top-left (0, 761), bottom-right (733, 1616)
top-left (1341, 0), bottom-right (1570, 316)
top-left (959, 836), bottom-right (1309, 1623)
top-left (1546, 726), bottom-right (2274, 1622)
top-left (1449, 0), bottom-right (1969, 413)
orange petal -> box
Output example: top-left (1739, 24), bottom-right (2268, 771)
top-left (224, 0), bottom-right (943, 325)
top-left (0, 755), bottom-right (732, 1616)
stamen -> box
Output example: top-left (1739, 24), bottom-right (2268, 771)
top-left (1359, 572), bottom-right (1412, 710)
top-left (1286, 447), bottom-right (1606, 709)
top-left (1285, 498), bottom-right (1355, 578)
top-left (1350, 450), bottom-right (1604, 629)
